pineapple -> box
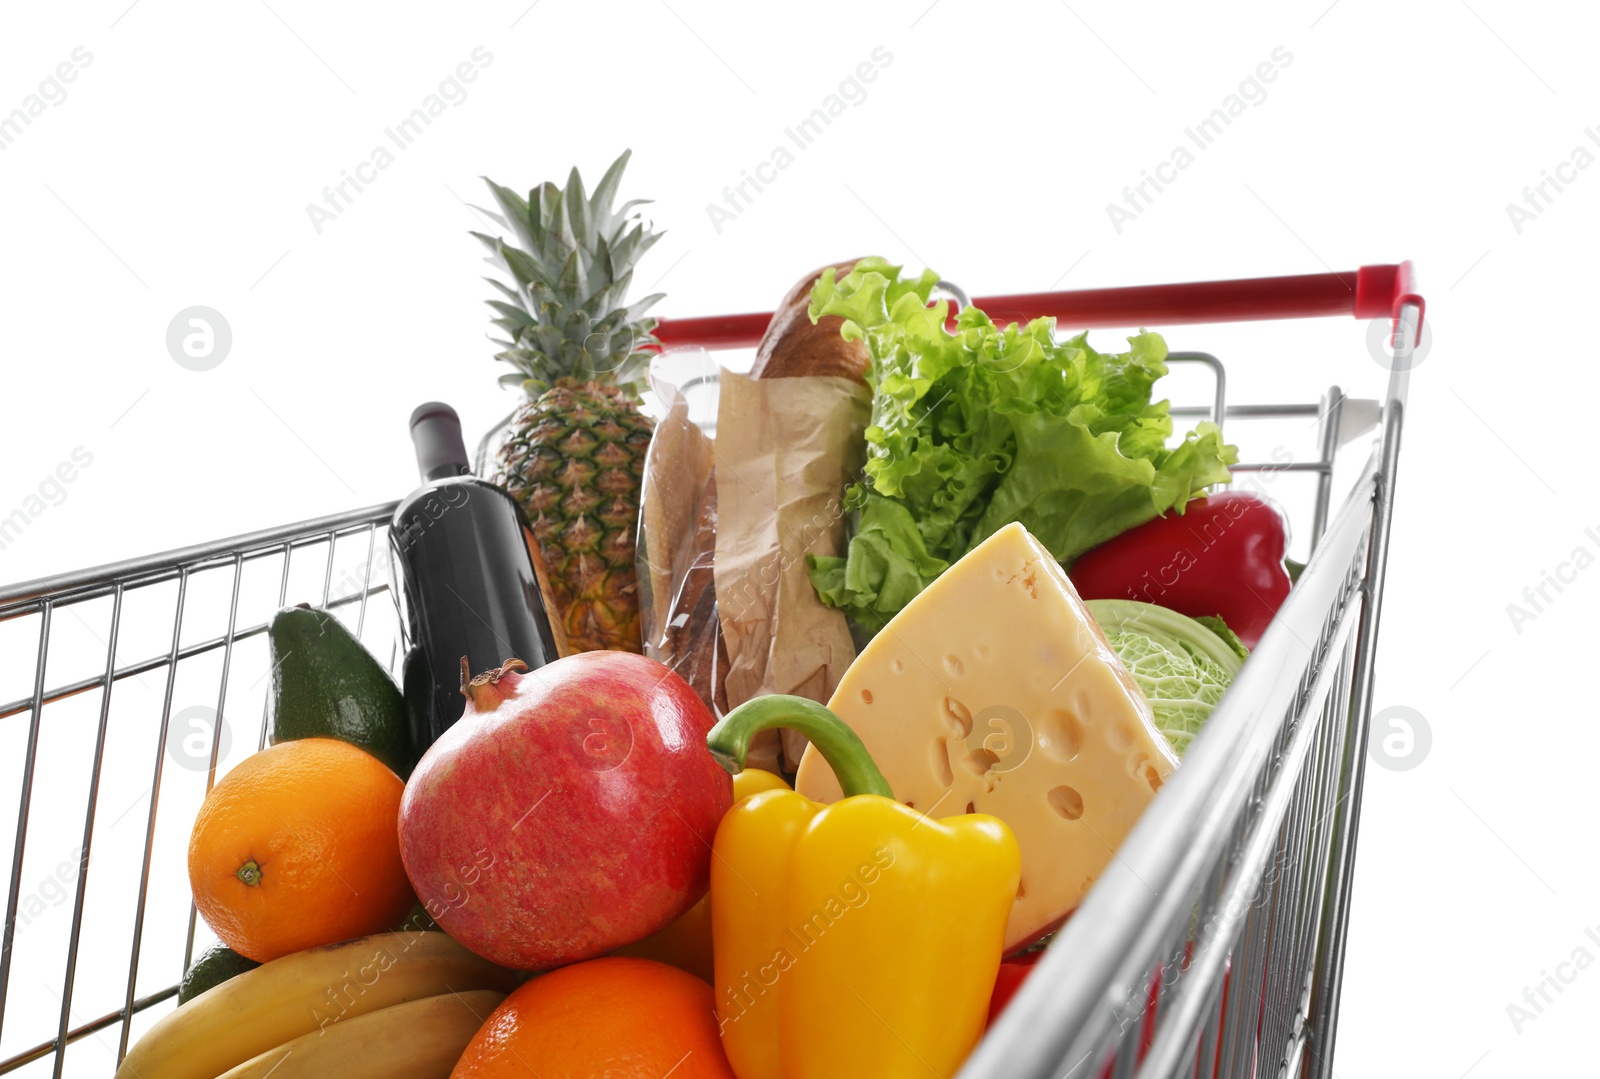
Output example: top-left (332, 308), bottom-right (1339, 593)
top-left (474, 151), bottom-right (663, 653)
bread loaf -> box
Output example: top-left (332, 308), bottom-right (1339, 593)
top-left (750, 259), bottom-right (871, 382)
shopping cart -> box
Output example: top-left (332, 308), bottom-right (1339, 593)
top-left (0, 264), bottom-right (1418, 1078)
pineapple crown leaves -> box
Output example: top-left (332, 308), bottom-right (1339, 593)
top-left (471, 151), bottom-right (665, 400)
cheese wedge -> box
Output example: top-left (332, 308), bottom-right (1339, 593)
top-left (795, 521), bottom-right (1178, 951)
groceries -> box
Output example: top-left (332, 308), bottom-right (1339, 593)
top-left (268, 603), bottom-right (412, 775)
top-left (475, 152), bottom-right (660, 655)
top-left (186, 737), bottom-right (415, 963)
top-left (796, 522), bottom-right (1177, 952)
top-left (636, 369), bottom-right (726, 715)
top-left (218, 990), bottom-right (507, 1079)
top-left (115, 931), bottom-right (516, 1079)
top-left (750, 258), bottom-right (871, 380)
top-left (639, 259), bottom-right (873, 776)
top-left (986, 950), bottom-right (1043, 1028)
top-left (707, 695), bottom-right (1019, 1079)
top-left (397, 651), bottom-right (732, 970)
top-left (806, 258), bottom-right (1238, 636)
top-left (1085, 599), bottom-right (1248, 754)
top-left (452, 956), bottom-right (736, 1078)
top-left (711, 370), bottom-right (867, 758)
top-left (176, 941), bottom-right (259, 1004)
top-left (146, 223), bottom-right (1315, 1079)
top-left (1071, 490), bottom-right (1292, 648)
top-left (613, 767), bottom-right (790, 983)
top-left (716, 260), bottom-right (872, 730)
top-left (392, 402), bottom-right (563, 754)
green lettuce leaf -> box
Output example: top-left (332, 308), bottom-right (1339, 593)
top-left (807, 494), bottom-right (949, 638)
top-left (1085, 600), bottom-right (1247, 755)
top-left (806, 259), bottom-right (1239, 634)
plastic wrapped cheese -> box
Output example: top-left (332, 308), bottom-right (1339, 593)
top-left (795, 522), bottom-right (1179, 951)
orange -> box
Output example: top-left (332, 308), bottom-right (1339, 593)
top-left (187, 737), bottom-right (414, 962)
top-left (451, 957), bottom-right (735, 1079)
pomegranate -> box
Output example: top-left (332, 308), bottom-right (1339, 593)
top-left (398, 651), bottom-right (732, 970)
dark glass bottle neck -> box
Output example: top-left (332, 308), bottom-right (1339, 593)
top-left (422, 461), bottom-right (472, 482)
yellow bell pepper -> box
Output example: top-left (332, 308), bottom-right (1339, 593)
top-left (731, 767), bottom-right (796, 802)
top-left (706, 696), bottom-right (1021, 1079)
top-left (614, 768), bottom-right (791, 982)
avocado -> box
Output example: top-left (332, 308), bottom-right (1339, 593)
top-left (268, 604), bottom-right (412, 776)
top-left (393, 900), bottom-right (440, 935)
top-left (178, 942), bottom-right (260, 1004)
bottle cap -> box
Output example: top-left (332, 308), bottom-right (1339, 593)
top-left (409, 402), bottom-right (472, 482)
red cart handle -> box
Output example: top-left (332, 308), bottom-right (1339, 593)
top-left (653, 262), bottom-right (1417, 350)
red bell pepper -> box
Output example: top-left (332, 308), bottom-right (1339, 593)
top-left (989, 941), bottom-right (1245, 1076)
top-left (1069, 491), bottom-right (1291, 649)
top-left (987, 948), bottom-right (1166, 1077)
top-left (986, 950), bottom-right (1042, 1027)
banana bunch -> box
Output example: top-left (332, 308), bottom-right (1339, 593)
top-left (117, 931), bottom-right (516, 1079)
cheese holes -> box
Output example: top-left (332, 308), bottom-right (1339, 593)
top-left (944, 654), bottom-right (965, 678)
top-left (966, 800), bottom-right (976, 814)
top-left (1047, 784), bottom-right (1085, 821)
top-left (931, 737), bottom-right (954, 787)
top-left (890, 658), bottom-right (905, 675)
top-left (963, 747), bottom-right (1001, 776)
top-left (944, 697), bottom-right (973, 738)
top-left (860, 689), bottom-right (874, 705)
top-left (1134, 757), bottom-right (1163, 793)
top-left (1039, 708), bottom-right (1082, 762)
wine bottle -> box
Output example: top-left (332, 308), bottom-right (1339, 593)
top-left (391, 402), bottom-right (561, 757)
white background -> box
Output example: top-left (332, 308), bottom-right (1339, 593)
top-left (0, 0), bottom-right (1594, 1075)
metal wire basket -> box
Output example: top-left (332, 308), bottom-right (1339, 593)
top-left (0, 265), bottom-right (1418, 1078)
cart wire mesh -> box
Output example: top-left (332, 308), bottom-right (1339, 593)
top-left (0, 504), bottom-right (404, 1076)
top-left (0, 282), bottom-right (1415, 1079)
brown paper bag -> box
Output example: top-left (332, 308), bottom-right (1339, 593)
top-left (713, 368), bottom-right (869, 770)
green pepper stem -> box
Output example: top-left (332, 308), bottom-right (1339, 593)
top-left (706, 695), bottom-right (894, 800)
